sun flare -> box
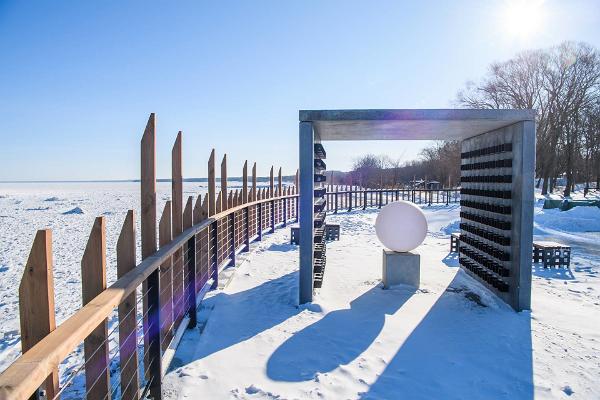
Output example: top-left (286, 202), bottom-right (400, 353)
top-left (501, 0), bottom-right (545, 39)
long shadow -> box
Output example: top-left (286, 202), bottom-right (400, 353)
top-left (171, 271), bottom-right (300, 369)
top-left (266, 284), bottom-right (415, 382)
top-left (360, 272), bottom-right (533, 400)
top-left (532, 263), bottom-right (575, 280)
top-left (442, 252), bottom-right (459, 268)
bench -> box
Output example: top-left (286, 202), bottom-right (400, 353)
top-left (533, 241), bottom-right (571, 268)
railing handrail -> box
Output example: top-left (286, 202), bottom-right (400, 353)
top-left (0, 193), bottom-right (298, 400)
top-left (326, 188), bottom-right (458, 193)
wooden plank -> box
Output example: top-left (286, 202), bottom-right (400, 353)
top-left (172, 132), bottom-right (184, 327)
top-left (242, 161), bottom-right (248, 204)
top-left (200, 196), bottom-right (209, 221)
top-left (141, 113), bottom-right (157, 259)
top-left (221, 154), bottom-right (228, 210)
top-left (269, 166), bottom-right (274, 198)
top-left (208, 149), bottom-right (216, 216)
top-left (139, 113), bottom-right (156, 389)
top-left (193, 195), bottom-right (203, 293)
top-left (216, 192), bottom-right (222, 214)
top-left (81, 217), bottom-right (110, 400)
top-left (18, 229), bottom-right (58, 400)
top-left (252, 162), bottom-right (257, 201)
top-left (116, 211), bottom-right (139, 400)
top-left (193, 194), bottom-right (202, 225)
top-left (183, 196), bottom-right (195, 324)
top-left (183, 196), bottom-right (193, 230)
top-left (158, 202), bottom-right (173, 353)
top-left (278, 167), bottom-right (282, 197)
top-left (172, 132), bottom-right (183, 235)
top-left (183, 196), bottom-right (196, 328)
top-left (200, 196), bottom-right (210, 287)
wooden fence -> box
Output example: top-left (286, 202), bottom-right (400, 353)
top-left (323, 186), bottom-right (460, 213)
top-left (0, 114), bottom-right (298, 400)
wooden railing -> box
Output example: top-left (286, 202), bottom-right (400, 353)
top-left (323, 187), bottom-right (460, 213)
top-left (0, 114), bottom-right (298, 400)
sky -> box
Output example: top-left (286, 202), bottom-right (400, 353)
top-left (1, 0), bottom-right (599, 181)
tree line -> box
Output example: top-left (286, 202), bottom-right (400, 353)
top-left (345, 141), bottom-right (461, 189)
top-left (345, 42), bottom-right (600, 196)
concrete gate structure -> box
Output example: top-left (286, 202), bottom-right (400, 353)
top-left (298, 109), bottom-right (535, 311)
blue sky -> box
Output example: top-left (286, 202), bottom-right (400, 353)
top-left (1, 0), bottom-right (599, 180)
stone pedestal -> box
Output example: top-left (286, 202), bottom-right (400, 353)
top-left (382, 249), bottom-right (420, 289)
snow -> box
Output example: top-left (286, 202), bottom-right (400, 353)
top-left (161, 205), bottom-right (600, 400)
top-left (1, 183), bottom-right (599, 399)
top-left (0, 181), bottom-right (269, 397)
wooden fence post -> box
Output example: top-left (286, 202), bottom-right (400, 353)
top-left (193, 195), bottom-right (203, 293)
top-left (257, 200), bottom-right (263, 241)
top-left (172, 132), bottom-right (184, 328)
top-left (334, 187), bottom-right (338, 213)
top-left (283, 185), bottom-right (288, 227)
top-left (117, 211), bottom-right (139, 400)
top-left (210, 218), bottom-right (219, 289)
top-left (200, 196), bottom-right (209, 289)
top-left (221, 154), bottom-right (228, 210)
top-left (19, 229), bottom-right (58, 400)
top-left (140, 114), bottom-right (162, 398)
top-left (348, 185), bottom-right (353, 211)
top-left (270, 197), bottom-right (275, 234)
top-left (278, 167), bottom-right (282, 197)
top-left (243, 170), bottom-right (250, 251)
top-left (277, 167), bottom-right (282, 225)
top-left (270, 166), bottom-right (274, 198)
top-left (183, 196), bottom-right (196, 328)
top-left (158, 202), bottom-right (173, 353)
top-left (242, 161), bottom-right (248, 204)
top-left (207, 150), bottom-right (218, 290)
top-left (208, 150), bottom-right (216, 216)
top-left (81, 217), bottom-right (110, 400)
top-left (229, 210), bottom-right (236, 266)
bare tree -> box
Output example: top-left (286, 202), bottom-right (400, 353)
top-left (457, 41), bottom-right (600, 196)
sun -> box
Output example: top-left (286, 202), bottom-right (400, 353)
top-left (501, 0), bottom-right (545, 39)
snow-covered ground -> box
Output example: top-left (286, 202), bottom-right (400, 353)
top-left (1, 183), bottom-right (599, 399)
top-left (163, 205), bottom-right (600, 400)
top-left (0, 181), bottom-right (266, 379)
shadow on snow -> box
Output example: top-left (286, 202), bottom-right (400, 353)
top-left (359, 272), bottom-right (533, 400)
top-left (266, 284), bottom-right (414, 382)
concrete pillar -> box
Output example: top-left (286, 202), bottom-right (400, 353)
top-left (299, 121), bottom-right (314, 304)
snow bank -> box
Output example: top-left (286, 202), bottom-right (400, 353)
top-left (535, 205), bottom-right (600, 233)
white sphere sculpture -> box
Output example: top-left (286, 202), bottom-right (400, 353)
top-left (375, 201), bottom-right (428, 252)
